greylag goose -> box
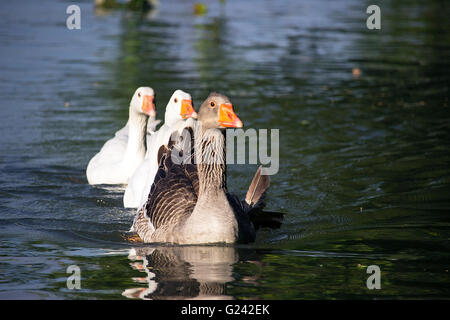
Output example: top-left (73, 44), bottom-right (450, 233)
top-left (86, 87), bottom-right (157, 185)
top-left (131, 92), bottom-right (271, 244)
top-left (123, 89), bottom-right (197, 208)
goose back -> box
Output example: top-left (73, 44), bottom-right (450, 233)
top-left (132, 127), bottom-right (199, 242)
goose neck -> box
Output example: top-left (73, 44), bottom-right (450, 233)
top-left (124, 108), bottom-right (148, 164)
top-left (195, 128), bottom-right (227, 197)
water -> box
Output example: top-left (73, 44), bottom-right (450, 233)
top-left (0, 0), bottom-right (449, 299)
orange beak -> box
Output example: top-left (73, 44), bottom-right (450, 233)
top-left (218, 103), bottom-right (243, 128)
top-left (180, 99), bottom-right (197, 119)
top-left (142, 95), bottom-right (156, 117)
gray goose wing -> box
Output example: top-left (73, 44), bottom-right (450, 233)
top-left (144, 146), bottom-right (198, 232)
top-left (131, 126), bottom-right (199, 241)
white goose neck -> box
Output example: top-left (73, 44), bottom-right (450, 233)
top-left (124, 108), bottom-right (147, 165)
top-left (164, 106), bottom-right (179, 127)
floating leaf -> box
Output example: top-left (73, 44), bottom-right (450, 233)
top-left (300, 120), bottom-right (310, 126)
top-left (352, 67), bottom-right (361, 78)
top-left (193, 2), bottom-right (207, 15)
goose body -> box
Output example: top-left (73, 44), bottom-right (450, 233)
top-left (123, 90), bottom-right (197, 208)
top-left (86, 87), bottom-right (156, 185)
top-left (131, 93), bottom-right (267, 244)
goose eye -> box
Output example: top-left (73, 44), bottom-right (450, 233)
top-left (210, 101), bottom-right (215, 108)
top-left (174, 98), bottom-right (178, 103)
top-left (138, 92), bottom-right (141, 98)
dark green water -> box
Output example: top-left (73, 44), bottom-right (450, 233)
top-left (0, 0), bottom-right (449, 299)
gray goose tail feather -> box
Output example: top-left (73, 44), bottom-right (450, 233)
top-left (245, 166), bottom-right (270, 209)
top-left (245, 166), bottom-right (284, 230)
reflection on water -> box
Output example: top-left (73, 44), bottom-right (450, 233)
top-left (123, 246), bottom-right (237, 300)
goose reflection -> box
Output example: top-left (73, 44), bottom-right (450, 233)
top-left (123, 245), bottom-right (238, 300)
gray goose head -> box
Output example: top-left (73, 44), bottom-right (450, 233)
top-left (197, 92), bottom-right (243, 131)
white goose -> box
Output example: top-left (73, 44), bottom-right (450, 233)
top-left (123, 89), bottom-right (197, 208)
top-left (86, 87), bottom-right (157, 185)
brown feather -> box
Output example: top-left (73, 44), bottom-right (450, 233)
top-left (157, 145), bottom-right (168, 166)
top-left (245, 166), bottom-right (270, 206)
